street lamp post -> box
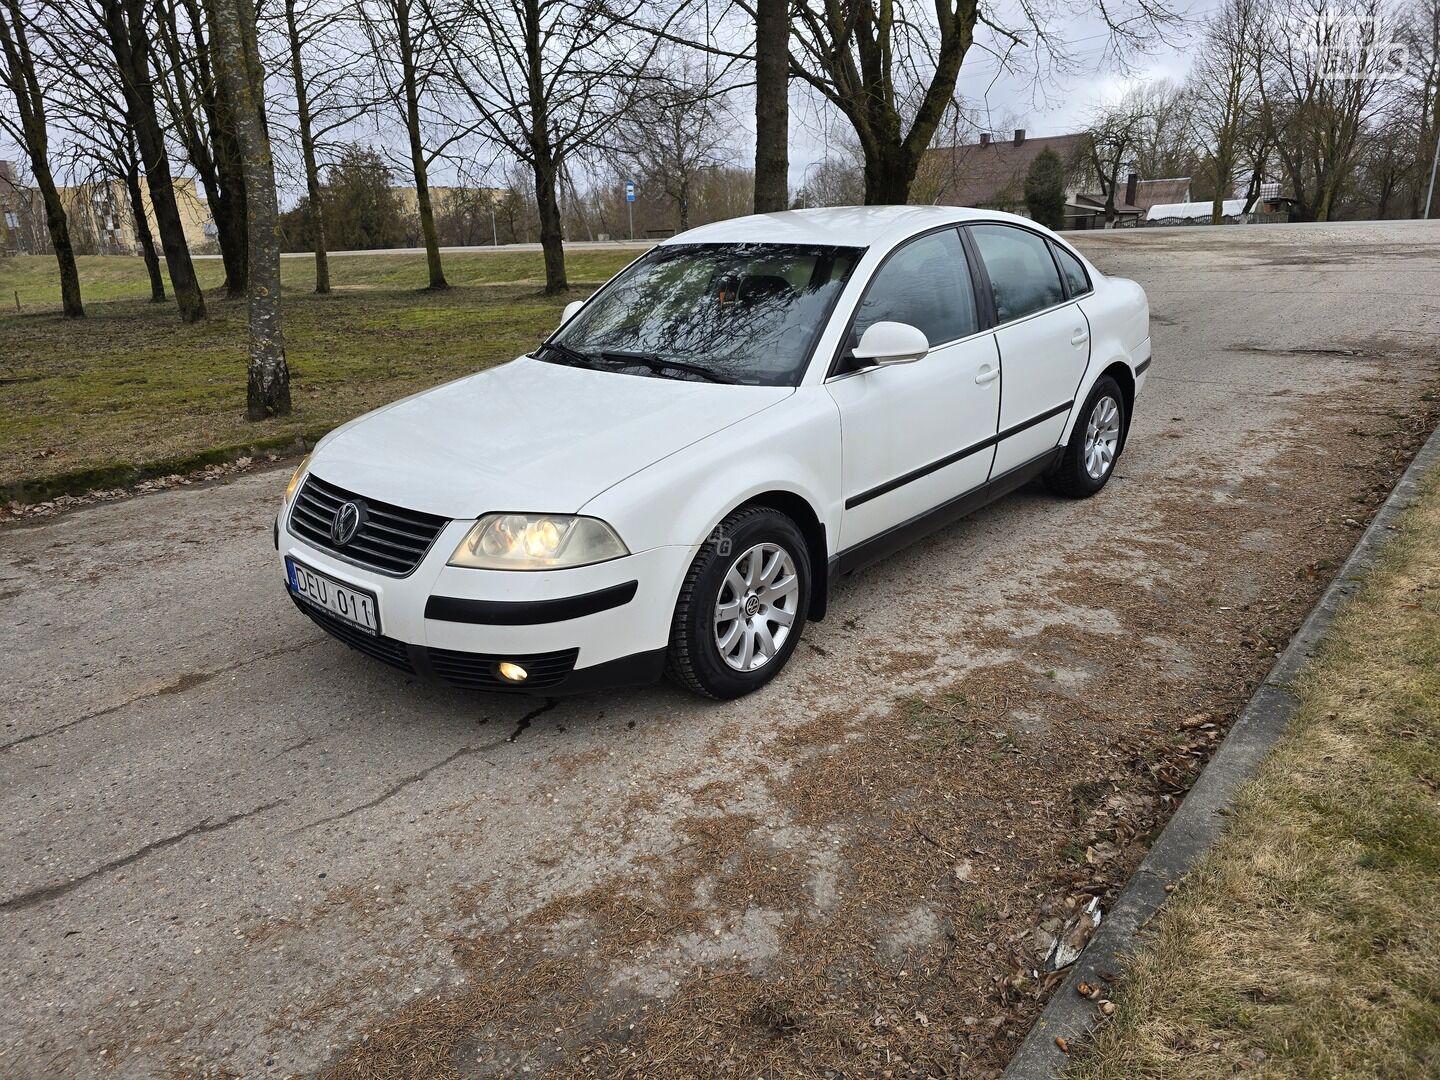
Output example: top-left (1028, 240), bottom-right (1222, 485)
top-left (1425, 126), bottom-right (1440, 220)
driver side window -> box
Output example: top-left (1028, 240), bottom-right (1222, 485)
top-left (850, 229), bottom-right (979, 352)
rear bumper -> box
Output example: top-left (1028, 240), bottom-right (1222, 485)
top-left (291, 593), bottom-right (668, 694)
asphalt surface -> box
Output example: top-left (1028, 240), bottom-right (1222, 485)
top-left (3, 220), bottom-right (1439, 1078)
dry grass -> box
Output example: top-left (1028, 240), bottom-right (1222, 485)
top-left (0, 249), bottom-right (640, 498)
top-left (1068, 470), bottom-right (1440, 1080)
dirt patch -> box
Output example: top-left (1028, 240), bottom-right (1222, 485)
top-left (292, 369), bottom-right (1440, 1080)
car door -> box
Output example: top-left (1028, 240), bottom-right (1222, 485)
top-left (967, 223), bottom-right (1090, 477)
top-left (826, 228), bottom-right (1002, 552)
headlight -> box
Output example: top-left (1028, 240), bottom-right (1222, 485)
top-left (448, 513), bottom-right (628, 570)
top-left (285, 452), bottom-right (312, 503)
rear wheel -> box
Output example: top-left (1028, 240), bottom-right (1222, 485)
top-left (667, 506), bottom-right (810, 699)
top-left (1046, 375), bottom-right (1125, 498)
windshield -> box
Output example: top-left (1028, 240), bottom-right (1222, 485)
top-left (544, 243), bottom-right (863, 386)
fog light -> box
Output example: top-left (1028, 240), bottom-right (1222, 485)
top-left (497, 661), bottom-right (528, 683)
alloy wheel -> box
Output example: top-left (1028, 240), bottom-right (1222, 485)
top-left (713, 542), bottom-right (800, 672)
top-left (1084, 395), bottom-right (1121, 480)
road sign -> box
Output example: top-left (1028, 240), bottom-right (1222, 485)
top-left (625, 181), bottom-right (636, 203)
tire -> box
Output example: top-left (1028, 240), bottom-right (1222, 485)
top-left (1046, 375), bottom-right (1126, 498)
top-left (666, 506), bottom-right (811, 700)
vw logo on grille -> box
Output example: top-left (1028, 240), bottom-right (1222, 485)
top-left (331, 501), bottom-right (364, 546)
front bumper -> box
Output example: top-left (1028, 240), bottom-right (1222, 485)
top-left (276, 509), bottom-right (691, 694)
top-left (289, 595), bottom-right (667, 693)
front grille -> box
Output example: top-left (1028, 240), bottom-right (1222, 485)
top-left (428, 646), bottom-right (579, 691)
top-left (289, 474), bottom-right (448, 576)
top-left (293, 596), bottom-right (416, 673)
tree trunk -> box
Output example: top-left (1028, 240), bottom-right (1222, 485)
top-left (861, 145), bottom-right (921, 205)
top-left (125, 165), bottom-right (166, 301)
top-left (202, 2), bottom-right (249, 297)
top-left (0, 0), bottom-right (83, 317)
top-left (34, 160), bottom-right (84, 317)
top-left (166, 0), bottom-right (246, 297)
top-left (522, 0), bottom-right (564, 293)
top-left (104, 0), bottom-right (205, 322)
top-left (396, 0), bottom-right (446, 289)
top-left (209, 159), bottom-right (249, 296)
top-left (209, 0), bottom-right (289, 419)
top-left (285, 0), bottom-right (329, 293)
top-left (753, 0), bottom-right (788, 213)
top-left (533, 153), bottom-right (567, 293)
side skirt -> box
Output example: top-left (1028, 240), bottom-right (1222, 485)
top-left (831, 447), bottom-right (1064, 580)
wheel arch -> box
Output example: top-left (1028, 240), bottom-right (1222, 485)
top-left (1099, 360), bottom-right (1136, 452)
top-left (733, 489), bottom-right (830, 622)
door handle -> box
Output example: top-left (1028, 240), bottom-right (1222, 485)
top-left (975, 365), bottom-right (1000, 385)
top-left (1071, 328), bottom-right (1089, 347)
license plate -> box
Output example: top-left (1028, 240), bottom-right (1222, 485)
top-left (286, 557), bottom-right (380, 635)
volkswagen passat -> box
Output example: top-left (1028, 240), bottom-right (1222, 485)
top-left (276, 206), bottom-right (1149, 699)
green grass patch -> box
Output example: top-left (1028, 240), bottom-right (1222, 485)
top-left (1067, 467), bottom-right (1440, 1080)
top-left (0, 249), bottom-right (642, 498)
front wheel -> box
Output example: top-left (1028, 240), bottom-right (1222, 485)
top-left (666, 506), bottom-right (811, 699)
top-left (1046, 376), bottom-right (1126, 498)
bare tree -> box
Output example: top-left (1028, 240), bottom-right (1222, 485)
top-left (1257, 0), bottom-right (1397, 220)
top-left (91, 0), bottom-right (206, 321)
top-left (53, 72), bottom-right (168, 299)
top-left (276, 0), bottom-right (368, 292)
top-left (1129, 79), bottom-right (1198, 180)
top-left (782, 0), bottom-right (1179, 205)
top-left (355, 0), bottom-right (452, 288)
top-left (1086, 90), bottom-right (1150, 224)
top-left (437, 0), bottom-right (670, 293)
top-left (796, 154), bottom-right (864, 207)
top-left (153, 0), bottom-right (248, 296)
top-left (612, 56), bottom-right (734, 231)
top-left (1187, 0), bottom-right (1263, 222)
top-left (0, 0), bottom-right (83, 316)
top-left (1399, 0), bottom-right (1440, 215)
top-left (207, 0), bottom-right (290, 418)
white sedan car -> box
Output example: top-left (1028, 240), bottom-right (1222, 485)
top-left (276, 206), bottom-right (1149, 699)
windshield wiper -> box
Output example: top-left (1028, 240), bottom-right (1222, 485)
top-left (538, 340), bottom-right (600, 369)
top-left (595, 350), bottom-right (738, 384)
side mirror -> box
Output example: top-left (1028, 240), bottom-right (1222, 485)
top-left (560, 299), bottom-right (585, 326)
top-left (852, 321), bottom-right (929, 366)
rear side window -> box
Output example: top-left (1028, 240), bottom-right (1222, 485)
top-left (1052, 242), bottom-right (1091, 297)
top-left (970, 224), bottom-right (1065, 322)
top-left (850, 229), bottom-right (978, 348)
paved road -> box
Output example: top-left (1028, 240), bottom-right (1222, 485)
top-left (3, 220), bottom-right (1439, 1078)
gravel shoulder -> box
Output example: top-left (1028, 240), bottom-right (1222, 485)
top-left (1, 220), bottom-right (1438, 1079)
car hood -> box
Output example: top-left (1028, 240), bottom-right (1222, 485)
top-left (309, 357), bottom-right (793, 520)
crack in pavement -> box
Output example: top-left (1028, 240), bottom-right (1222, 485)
top-left (506, 698), bottom-right (559, 743)
top-left (0, 639), bottom-right (325, 754)
top-left (292, 701), bottom-right (559, 833)
top-left (0, 800), bottom-right (285, 913)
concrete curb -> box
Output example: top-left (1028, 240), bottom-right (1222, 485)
top-left (1002, 418), bottom-right (1440, 1080)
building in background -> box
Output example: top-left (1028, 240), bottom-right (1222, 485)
top-left (922, 134), bottom-right (1194, 231)
top-left (923, 130), bottom-right (1088, 217)
top-left (0, 159), bottom-right (215, 256)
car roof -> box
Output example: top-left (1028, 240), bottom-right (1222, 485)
top-left (662, 205), bottom-right (1011, 250)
